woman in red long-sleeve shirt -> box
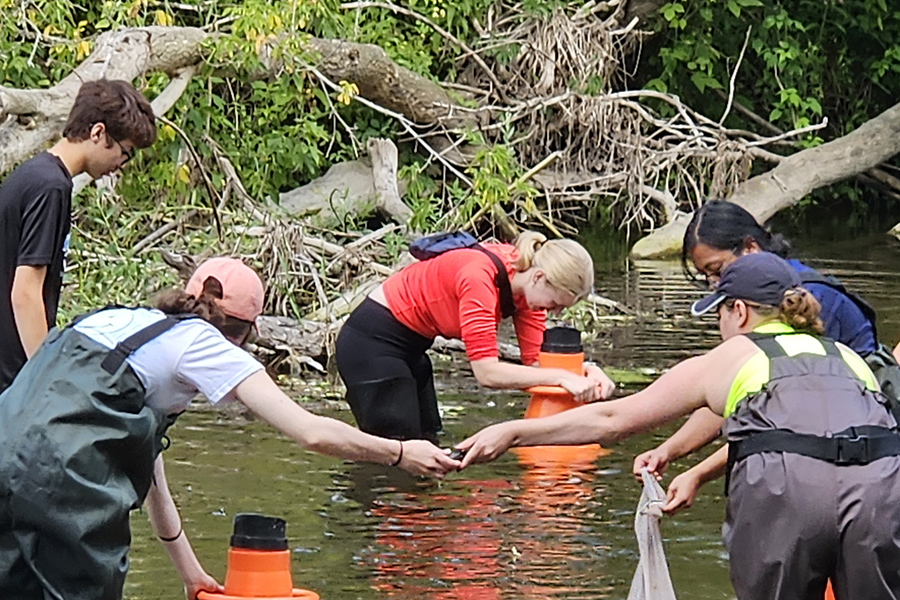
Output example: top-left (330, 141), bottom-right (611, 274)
top-left (336, 231), bottom-right (615, 441)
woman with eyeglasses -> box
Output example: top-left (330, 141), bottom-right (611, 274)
top-left (682, 199), bottom-right (876, 354)
top-left (0, 257), bottom-right (459, 600)
top-left (456, 252), bottom-right (900, 600)
top-left (633, 199), bottom-right (900, 514)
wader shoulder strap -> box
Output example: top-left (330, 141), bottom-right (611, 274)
top-left (744, 332), bottom-right (787, 358)
top-left (744, 331), bottom-right (842, 359)
top-left (473, 244), bottom-right (516, 319)
top-left (100, 314), bottom-right (198, 374)
top-left (797, 269), bottom-right (879, 339)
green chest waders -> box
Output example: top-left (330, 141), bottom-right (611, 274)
top-left (0, 313), bottom-right (194, 600)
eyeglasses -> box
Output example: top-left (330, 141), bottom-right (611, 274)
top-left (702, 269), bottom-right (722, 290)
top-left (695, 249), bottom-right (743, 290)
top-left (107, 133), bottom-right (133, 165)
top-left (689, 269), bottom-right (720, 291)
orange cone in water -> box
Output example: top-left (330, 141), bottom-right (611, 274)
top-left (515, 327), bottom-right (606, 467)
top-left (825, 580), bottom-right (835, 600)
top-left (524, 326), bottom-right (584, 419)
top-left (198, 514), bottom-right (319, 600)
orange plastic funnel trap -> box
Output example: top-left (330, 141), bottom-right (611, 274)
top-left (197, 513), bottom-right (320, 600)
top-left (537, 326), bottom-right (584, 373)
top-left (517, 326), bottom-right (605, 467)
top-left (525, 326), bottom-right (587, 419)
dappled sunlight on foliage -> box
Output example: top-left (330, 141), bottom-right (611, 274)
top-left (1, 0), bottom-right (898, 320)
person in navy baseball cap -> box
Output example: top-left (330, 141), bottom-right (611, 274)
top-left (454, 247), bottom-right (900, 600)
top-left (691, 251), bottom-right (801, 316)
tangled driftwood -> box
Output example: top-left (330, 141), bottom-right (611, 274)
top-left (4, 2), bottom-right (899, 327)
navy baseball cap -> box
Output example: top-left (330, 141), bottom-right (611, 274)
top-left (691, 252), bottom-right (800, 316)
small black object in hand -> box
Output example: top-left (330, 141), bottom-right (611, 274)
top-left (449, 448), bottom-right (467, 461)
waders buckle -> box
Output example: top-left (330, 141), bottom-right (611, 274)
top-left (832, 431), bottom-right (869, 465)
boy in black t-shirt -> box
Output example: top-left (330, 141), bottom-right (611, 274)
top-left (0, 80), bottom-right (157, 392)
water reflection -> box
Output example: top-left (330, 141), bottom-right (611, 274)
top-left (340, 465), bottom-right (509, 600)
top-left (508, 446), bottom-right (610, 600)
top-left (334, 453), bottom-right (630, 600)
top-left (122, 230), bottom-right (900, 599)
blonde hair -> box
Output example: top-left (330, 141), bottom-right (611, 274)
top-left (513, 231), bottom-right (594, 300)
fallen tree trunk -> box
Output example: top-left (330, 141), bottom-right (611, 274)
top-left (630, 100), bottom-right (900, 259)
top-left (0, 27), bottom-right (471, 176)
top-left (305, 37), bottom-right (473, 128)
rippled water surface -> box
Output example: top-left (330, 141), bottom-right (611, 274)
top-left (125, 228), bottom-right (900, 600)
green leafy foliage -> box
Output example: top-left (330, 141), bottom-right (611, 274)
top-left (648, 0), bottom-right (900, 139)
top-left (2, 0), bottom-right (898, 317)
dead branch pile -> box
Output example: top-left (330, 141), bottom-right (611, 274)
top-left (354, 1), bottom-right (823, 233)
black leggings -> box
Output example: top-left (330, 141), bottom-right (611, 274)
top-left (335, 298), bottom-right (440, 441)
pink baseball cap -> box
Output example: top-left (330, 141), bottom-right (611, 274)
top-left (185, 257), bottom-right (265, 322)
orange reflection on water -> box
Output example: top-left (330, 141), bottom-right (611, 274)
top-left (364, 479), bottom-right (510, 600)
top-left (360, 444), bottom-right (611, 600)
top-left (361, 386), bottom-right (613, 600)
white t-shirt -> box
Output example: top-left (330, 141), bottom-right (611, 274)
top-left (73, 307), bottom-right (264, 414)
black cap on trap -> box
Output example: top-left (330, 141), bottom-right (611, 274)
top-left (540, 326), bottom-right (583, 354)
top-left (230, 513), bottom-right (289, 551)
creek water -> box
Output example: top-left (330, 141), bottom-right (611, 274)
top-left (125, 225), bottom-right (900, 600)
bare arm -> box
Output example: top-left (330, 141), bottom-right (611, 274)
top-left (633, 408), bottom-right (724, 479)
top-left (234, 371), bottom-right (459, 477)
top-left (458, 351), bottom-right (721, 467)
top-left (11, 265), bottom-right (48, 358)
top-left (145, 456), bottom-right (223, 599)
top-left (469, 358), bottom-right (606, 402)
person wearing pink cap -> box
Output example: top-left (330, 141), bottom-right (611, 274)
top-left (0, 257), bottom-right (460, 600)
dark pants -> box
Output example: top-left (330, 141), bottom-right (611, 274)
top-left (724, 453), bottom-right (900, 600)
top-left (336, 298), bottom-right (441, 441)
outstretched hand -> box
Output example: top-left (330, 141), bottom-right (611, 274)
top-left (454, 422), bottom-right (518, 469)
top-left (397, 440), bottom-right (461, 478)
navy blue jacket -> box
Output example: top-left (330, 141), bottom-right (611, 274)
top-left (787, 259), bottom-right (877, 355)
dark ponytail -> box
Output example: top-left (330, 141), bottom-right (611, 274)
top-left (155, 276), bottom-right (229, 332)
top-left (682, 200), bottom-right (792, 283)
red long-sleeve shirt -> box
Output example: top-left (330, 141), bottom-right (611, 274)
top-left (382, 243), bottom-right (546, 364)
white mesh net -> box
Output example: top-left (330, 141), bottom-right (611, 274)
top-left (627, 469), bottom-right (678, 600)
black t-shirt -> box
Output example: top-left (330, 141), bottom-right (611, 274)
top-left (0, 152), bottom-right (72, 391)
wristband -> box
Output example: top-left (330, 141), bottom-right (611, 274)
top-left (390, 441), bottom-right (404, 466)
